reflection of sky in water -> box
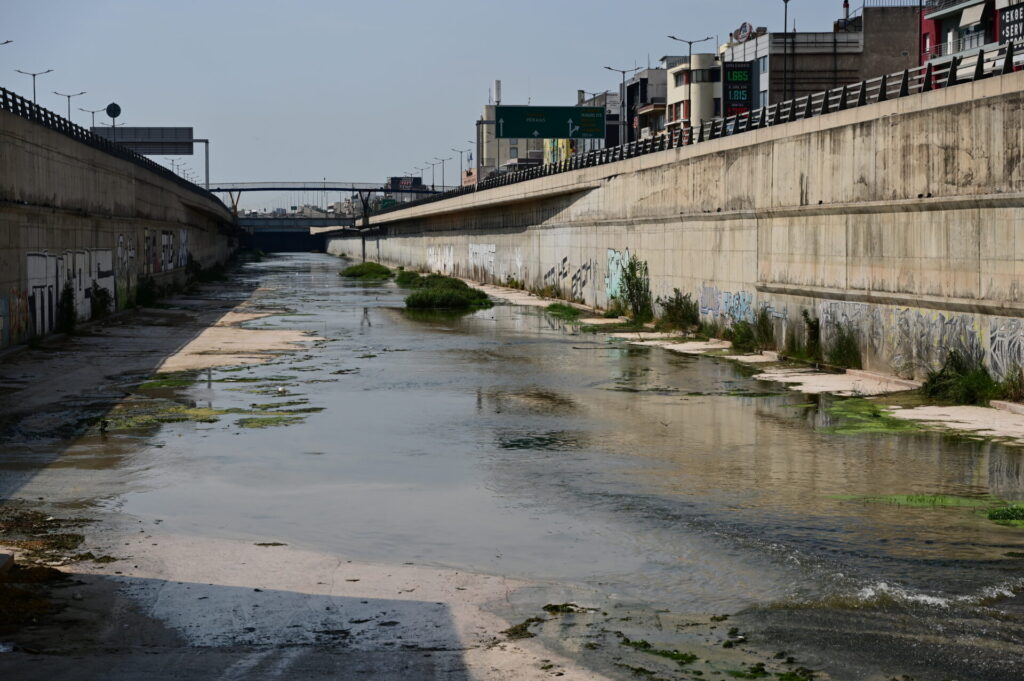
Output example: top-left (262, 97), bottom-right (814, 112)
top-left (19, 254), bottom-right (1024, 613)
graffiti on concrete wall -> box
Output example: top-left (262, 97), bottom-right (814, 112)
top-left (117, 233), bottom-right (137, 306)
top-left (468, 243), bottom-right (496, 278)
top-left (178, 229), bottom-right (190, 269)
top-left (698, 284), bottom-right (756, 323)
top-left (427, 245), bottom-right (455, 274)
top-left (570, 260), bottom-right (592, 301)
top-left (989, 318), bottom-right (1024, 378)
top-left (605, 249), bottom-right (630, 298)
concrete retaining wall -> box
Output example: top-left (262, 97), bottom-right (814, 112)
top-left (0, 109), bottom-right (235, 349)
top-left (329, 71), bottom-right (1024, 380)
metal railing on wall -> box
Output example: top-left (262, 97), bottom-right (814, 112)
top-left (0, 87), bottom-right (224, 206)
top-left (374, 41), bottom-right (1020, 219)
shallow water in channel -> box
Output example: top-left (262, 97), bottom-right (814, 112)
top-left (8, 253), bottom-right (1024, 616)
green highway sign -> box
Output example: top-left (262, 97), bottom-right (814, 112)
top-left (495, 105), bottom-right (606, 139)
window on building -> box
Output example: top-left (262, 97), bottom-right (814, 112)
top-left (508, 138), bottom-right (518, 145)
top-left (674, 71), bottom-right (688, 87)
top-left (713, 98), bottom-right (721, 117)
top-left (509, 146), bottom-right (519, 158)
top-left (758, 56), bottom-right (768, 73)
top-left (759, 90), bottom-right (768, 108)
top-left (691, 68), bottom-right (721, 83)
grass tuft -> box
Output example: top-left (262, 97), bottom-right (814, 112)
top-left (339, 262), bottom-right (392, 280)
top-left (656, 289), bottom-right (699, 331)
top-left (546, 303), bottom-right (583, 321)
top-left (404, 274), bottom-right (492, 309)
top-left (921, 349), bottom-right (998, 405)
top-left (826, 322), bottom-right (862, 369)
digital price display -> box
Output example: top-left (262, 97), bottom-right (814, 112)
top-left (723, 62), bottom-right (755, 117)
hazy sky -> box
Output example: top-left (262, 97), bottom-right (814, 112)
top-left (6, 1), bottom-right (846, 206)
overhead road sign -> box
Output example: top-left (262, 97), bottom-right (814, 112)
top-left (495, 105), bottom-right (606, 139)
top-left (90, 126), bottom-right (194, 155)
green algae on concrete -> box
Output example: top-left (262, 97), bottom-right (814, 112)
top-left (237, 415), bottom-right (305, 429)
top-left (823, 398), bottom-right (921, 435)
top-left (834, 494), bottom-right (996, 508)
top-left (545, 303), bottom-right (583, 321)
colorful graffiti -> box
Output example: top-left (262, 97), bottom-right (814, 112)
top-left (699, 284), bottom-right (755, 323)
top-left (605, 249), bottom-right (630, 298)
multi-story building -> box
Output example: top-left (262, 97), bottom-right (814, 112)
top-left (720, 1), bottom-right (920, 107)
top-left (665, 53), bottom-right (722, 132)
top-left (622, 57), bottom-right (687, 142)
top-left (922, 0), bottom-right (1020, 66)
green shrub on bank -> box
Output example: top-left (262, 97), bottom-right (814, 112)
top-left (656, 289), bottom-right (699, 331)
top-left (340, 262), bottom-right (392, 280)
top-left (546, 303), bottom-right (582, 321)
top-left (827, 322), bottom-right (862, 369)
top-left (403, 273), bottom-right (492, 309)
top-left (619, 255), bottom-right (653, 323)
top-left (728, 320), bottom-right (757, 352)
top-left (395, 270), bottom-right (423, 287)
top-left (753, 307), bottom-right (776, 351)
top-left (921, 349), bottom-right (998, 405)
top-left (90, 281), bottom-right (113, 319)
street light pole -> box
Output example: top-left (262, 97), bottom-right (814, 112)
top-left (451, 147), bottom-right (469, 184)
top-left (604, 65), bottom-right (641, 145)
top-left (435, 157), bottom-right (452, 190)
top-left (783, 0), bottom-right (794, 102)
top-left (14, 68), bottom-right (53, 103)
top-left (53, 90), bottom-right (85, 120)
top-left (79, 107), bottom-right (104, 128)
top-left (426, 161), bottom-right (439, 191)
top-left (667, 35), bottom-right (714, 128)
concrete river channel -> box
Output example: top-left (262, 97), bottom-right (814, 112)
top-left (1, 252), bottom-right (1023, 680)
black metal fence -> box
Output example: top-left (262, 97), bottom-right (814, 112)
top-left (375, 41), bottom-right (1020, 218)
top-left (0, 87), bottom-right (224, 206)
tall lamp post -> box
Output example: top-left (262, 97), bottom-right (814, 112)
top-left (783, 0), bottom-right (794, 102)
top-left (603, 65), bottom-right (641, 145)
top-left (14, 68), bottom-right (53, 103)
top-left (434, 156), bottom-right (452, 190)
top-left (425, 160), bottom-right (440, 191)
top-left (667, 35), bottom-right (714, 128)
top-left (53, 90), bottom-right (85, 120)
top-left (451, 147), bottom-right (469, 185)
top-left (79, 106), bottom-right (104, 127)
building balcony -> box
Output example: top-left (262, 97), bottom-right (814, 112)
top-left (924, 0), bottom-right (986, 20)
top-left (924, 35), bottom-right (997, 61)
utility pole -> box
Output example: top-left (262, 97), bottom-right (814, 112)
top-left (604, 65), bottom-right (641, 144)
top-left (435, 156), bottom-right (452, 190)
top-left (667, 35), bottom-right (714, 127)
top-left (451, 147), bottom-right (469, 185)
top-left (15, 68), bottom-right (53, 103)
top-left (53, 90), bottom-right (85, 120)
top-left (79, 106), bottom-right (104, 128)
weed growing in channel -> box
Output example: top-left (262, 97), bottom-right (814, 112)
top-left (753, 307), bottom-right (776, 351)
top-left (90, 281), bottom-right (113, 319)
top-left (988, 504), bottom-right (1024, 528)
top-left (827, 322), bottom-right (862, 369)
top-left (340, 262), bottom-right (392, 280)
top-left (404, 274), bottom-right (492, 310)
top-left (618, 255), bottom-right (653, 323)
top-left (921, 349), bottom-right (998, 405)
top-left (655, 288), bottom-right (699, 331)
top-left (394, 269), bottom-right (423, 287)
top-left (546, 303), bottom-right (582, 321)
top-left (728, 320), bottom-right (757, 352)
top-left (801, 310), bottom-right (822, 361)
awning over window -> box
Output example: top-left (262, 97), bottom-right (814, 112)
top-left (960, 3), bottom-right (986, 27)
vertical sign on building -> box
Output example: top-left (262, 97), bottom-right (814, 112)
top-left (723, 62), bottom-right (755, 117)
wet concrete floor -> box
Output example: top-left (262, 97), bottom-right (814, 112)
top-left (1, 253), bottom-right (1023, 680)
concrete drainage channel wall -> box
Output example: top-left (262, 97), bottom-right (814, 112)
top-left (0, 109), bottom-right (236, 350)
top-left (329, 71), bottom-right (1024, 381)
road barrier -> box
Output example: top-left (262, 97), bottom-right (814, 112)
top-left (376, 42), bottom-right (1021, 217)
